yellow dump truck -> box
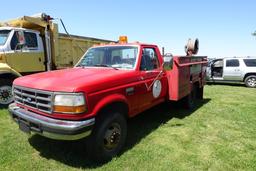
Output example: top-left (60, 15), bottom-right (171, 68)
top-left (0, 13), bottom-right (114, 106)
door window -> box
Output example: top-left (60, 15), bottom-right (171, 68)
top-left (140, 48), bottom-right (160, 71)
top-left (10, 31), bottom-right (38, 50)
top-left (226, 59), bottom-right (239, 67)
top-left (24, 32), bottom-right (38, 49)
top-left (10, 31), bottom-right (19, 50)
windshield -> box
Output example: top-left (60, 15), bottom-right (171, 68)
top-left (0, 30), bottom-right (11, 45)
top-left (77, 46), bottom-right (138, 70)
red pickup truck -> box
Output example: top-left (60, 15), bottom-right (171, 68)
top-left (9, 38), bottom-right (207, 161)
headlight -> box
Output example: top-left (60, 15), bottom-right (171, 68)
top-left (53, 93), bottom-right (86, 114)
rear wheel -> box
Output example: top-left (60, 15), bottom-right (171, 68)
top-left (245, 75), bottom-right (256, 88)
top-left (182, 88), bottom-right (196, 109)
top-left (88, 111), bottom-right (127, 162)
top-left (0, 79), bottom-right (13, 107)
top-left (196, 87), bottom-right (204, 100)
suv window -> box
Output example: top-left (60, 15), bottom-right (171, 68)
top-left (226, 59), bottom-right (239, 67)
top-left (243, 59), bottom-right (256, 67)
top-left (140, 48), bottom-right (160, 71)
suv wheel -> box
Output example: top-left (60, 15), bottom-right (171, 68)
top-left (245, 75), bottom-right (256, 88)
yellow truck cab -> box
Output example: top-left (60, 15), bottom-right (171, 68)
top-left (0, 27), bottom-right (45, 72)
top-left (0, 13), bottom-right (113, 106)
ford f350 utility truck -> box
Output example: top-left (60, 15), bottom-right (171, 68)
top-left (9, 37), bottom-right (207, 161)
top-left (0, 13), bottom-right (113, 106)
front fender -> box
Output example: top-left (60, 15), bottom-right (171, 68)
top-left (91, 93), bottom-right (129, 116)
top-left (0, 63), bottom-right (21, 77)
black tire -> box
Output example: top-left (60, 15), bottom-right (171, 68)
top-left (196, 87), bottom-right (204, 100)
top-left (88, 111), bottom-right (127, 162)
top-left (182, 88), bottom-right (196, 110)
top-left (245, 75), bottom-right (256, 88)
top-left (0, 79), bottom-right (13, 108)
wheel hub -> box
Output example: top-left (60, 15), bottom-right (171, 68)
top-left (103, 123), bottom-right (121, 150)
top-left (0, 85), bottom-right (13, 105)
top-left (248, 78), bottom-right (256, 86)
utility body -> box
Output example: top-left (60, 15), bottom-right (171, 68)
top-left (9, 39), bottom-right (207, 161)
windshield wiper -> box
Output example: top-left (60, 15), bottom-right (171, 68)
top-left (93, 64), bottom-right (118, 70)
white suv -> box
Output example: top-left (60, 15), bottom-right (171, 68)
top-left (206, 57), bottom-right (256, 88)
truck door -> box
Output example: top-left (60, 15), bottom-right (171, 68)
top-left (137, 47), bottom-right (167, 111)
top-left (223, 59), bottom-right (242, 81)
top-left (210, 59), bottom-right (224, 80)
top-left (5, 30), bottom-right (45, 73)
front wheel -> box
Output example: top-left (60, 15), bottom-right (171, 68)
top-left (245, 75), bottom-right (256, 88)
top-left (88, 111), bottom-right (127, 162)
top-left (0, 79), bottom-right (13, 107)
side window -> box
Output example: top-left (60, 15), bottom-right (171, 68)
top-left (140, 48), bottom-right (160, 71)
top-left (226, 59), bottom-right (239, 67)
top-left (24, 32), bottom-right (38, 48)
top-left (243, 59), bottom-right (256, 67)
top-left (10, 31), bottom-right (19, 50)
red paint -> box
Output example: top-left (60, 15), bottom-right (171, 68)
top-left (13, 43), bottom-right (207, 121)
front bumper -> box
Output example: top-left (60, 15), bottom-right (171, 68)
top-left (8, 103), bottom-right (95, 140)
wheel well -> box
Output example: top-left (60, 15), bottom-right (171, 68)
top-left (96, 101), bottom-right (129, 119)
top-left (243, 73), bottom-right (256, 81)
top-left (0, 73), bottom-right (19, 81)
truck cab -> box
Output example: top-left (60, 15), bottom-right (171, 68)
top-left (0, 27), bottom-right (45, 73)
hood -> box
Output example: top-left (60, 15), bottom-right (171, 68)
top-left (14, 67), bottom-right (139, 93)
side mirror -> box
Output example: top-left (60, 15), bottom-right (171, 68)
top-left (163, 54), bottom-right (173, 71)
top-left (14, 31), bottom-right (26, 51)
top-left (15, 43), bottom-right (26, 51)
top-left (17, 31), bottom-right (25, 45)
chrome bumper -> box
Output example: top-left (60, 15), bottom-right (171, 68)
top-left (8, 103), bottom-right (95, 140)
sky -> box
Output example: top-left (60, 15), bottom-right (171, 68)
top-left (1, 0), bottom-right (256, 58)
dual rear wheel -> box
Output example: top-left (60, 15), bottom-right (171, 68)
top-left (182, 85), bottom-right (203, 109)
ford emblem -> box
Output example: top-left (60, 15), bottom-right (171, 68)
top-left (26, 97), bottom-right (32, 102)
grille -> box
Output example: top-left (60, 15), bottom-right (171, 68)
top-left (13, 86), bottom-right (53, 113)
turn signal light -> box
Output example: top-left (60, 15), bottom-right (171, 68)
top-left (54, 105), bottom-right (86, 114)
